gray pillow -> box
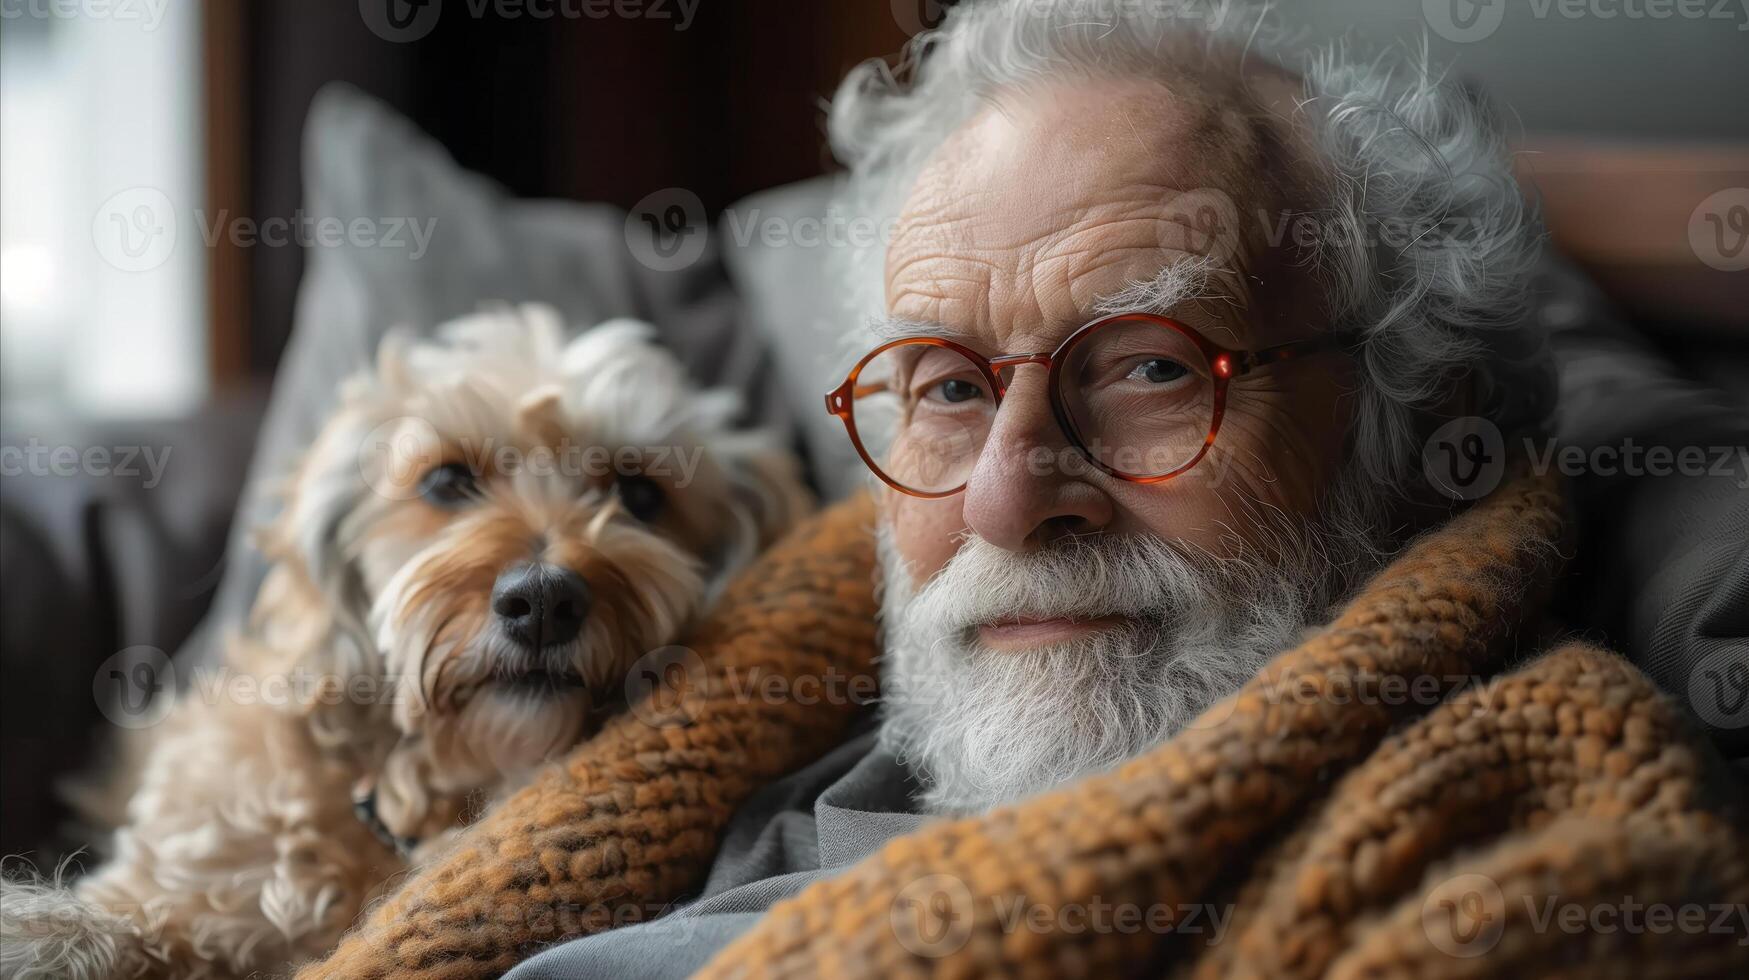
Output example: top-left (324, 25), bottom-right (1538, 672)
top-left (718, 176), bottom-right (868, 502)
top-left (182, 83), bottom-right (791, 667)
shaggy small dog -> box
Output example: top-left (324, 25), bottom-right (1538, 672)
top-left (2, 306), bottom-right (808, 979)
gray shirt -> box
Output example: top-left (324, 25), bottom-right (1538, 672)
top-left (505, 716), bottom-right (927, 978)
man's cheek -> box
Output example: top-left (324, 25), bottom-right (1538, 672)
top-left (889, 494), bottom-right (968, 586)
top-left (1207, 410), bottom-right (1336, 515)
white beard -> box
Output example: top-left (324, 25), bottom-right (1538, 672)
top-left (877, 488), bottom-right (1383, 815)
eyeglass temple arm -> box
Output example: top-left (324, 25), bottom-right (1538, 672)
top-left (825, 380), bottom-right (888, 416)
top-left (1237, 331), bottom-right (1363, 374)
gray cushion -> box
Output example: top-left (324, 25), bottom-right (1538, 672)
top-left (718, 176), bottom-right (867, 502)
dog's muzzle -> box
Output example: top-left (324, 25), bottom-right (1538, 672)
top-left (491, 562), bottom-right (591, 653)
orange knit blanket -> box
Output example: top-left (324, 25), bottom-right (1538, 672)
top-left (306, 466), bottom-right (1748, 978)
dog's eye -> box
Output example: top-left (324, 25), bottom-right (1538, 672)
top-left (418, 463), bottom-right (479, 507)
top-left (616, 475), bottom-right (664, 521)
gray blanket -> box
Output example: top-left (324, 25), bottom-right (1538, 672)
top-left (505, 715), bottom-right (926, 978)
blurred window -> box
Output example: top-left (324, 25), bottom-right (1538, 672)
top-left (1, 2), bottom-right (205, 417)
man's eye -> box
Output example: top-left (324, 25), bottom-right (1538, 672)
top-left (617, 475), bottom-right (665, 521)
top-left (1128, 358), bottom-right (1189, 384)
top-left (418, 463), bottom-right (479, 507)
top-left (931, 379), bottom-right (986, 404)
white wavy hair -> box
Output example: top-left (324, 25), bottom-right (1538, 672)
top-left (827, 0), bottom-right (1554, 492)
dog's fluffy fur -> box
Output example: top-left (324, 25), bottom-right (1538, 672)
top-left (1, 305), bottom-right (809, 979)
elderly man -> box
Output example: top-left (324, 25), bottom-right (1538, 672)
top-left (310, 2), bottom-right (1745, 977)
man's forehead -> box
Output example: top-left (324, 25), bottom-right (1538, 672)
top-left (942, 78), bottom-right (1249, 190)
top-left (881, 77), bottom-right (1304, 351)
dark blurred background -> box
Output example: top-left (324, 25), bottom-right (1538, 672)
top-left (236, 1), bottom-right (914, 382)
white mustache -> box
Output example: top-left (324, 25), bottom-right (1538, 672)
top-left (895, 532), bottom-right (1252, 642)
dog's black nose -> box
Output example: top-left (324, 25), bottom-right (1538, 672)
top-left (491, 563), bottom-right (590, 649)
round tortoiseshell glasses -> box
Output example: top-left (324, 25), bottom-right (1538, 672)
top-left (825, 312), bottom-right (1358, 498)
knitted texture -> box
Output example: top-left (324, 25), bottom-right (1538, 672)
top-left (696, 466), bottom-right (1749, 978)
top-left (301, 492), bottom-right (881, 979)
top-left (306, 466), bottom-right (1749, 978)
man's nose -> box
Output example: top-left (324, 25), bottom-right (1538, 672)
top-left (960, 367), bottom-right (1113, 551)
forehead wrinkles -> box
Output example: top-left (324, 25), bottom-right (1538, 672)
top-left (887, 205), bottom-right (1246, 334)
top-left (884, 80), bottom-right (1277, 339)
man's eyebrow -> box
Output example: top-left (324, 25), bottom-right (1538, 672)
top-left (1091, 255), bottom-right (1226, 317)
top-left (864, 316), bottom-right (983, 344)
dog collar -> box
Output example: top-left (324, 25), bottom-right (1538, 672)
top-left (352, 780), bottom-right (419, 858)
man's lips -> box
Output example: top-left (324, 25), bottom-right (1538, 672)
top-left (975, 615), bottom-right (1129, 652)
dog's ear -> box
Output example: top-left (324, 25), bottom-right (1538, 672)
top-left (716, 434), bottom-right (814, 564)
top-left (286, 420), bottom-right (374, 603)
top-left (252, 413), bottom-right (377, 679)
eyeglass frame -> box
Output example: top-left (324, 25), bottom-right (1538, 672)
top-left (824, 311), bottom-right (1361, 499)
